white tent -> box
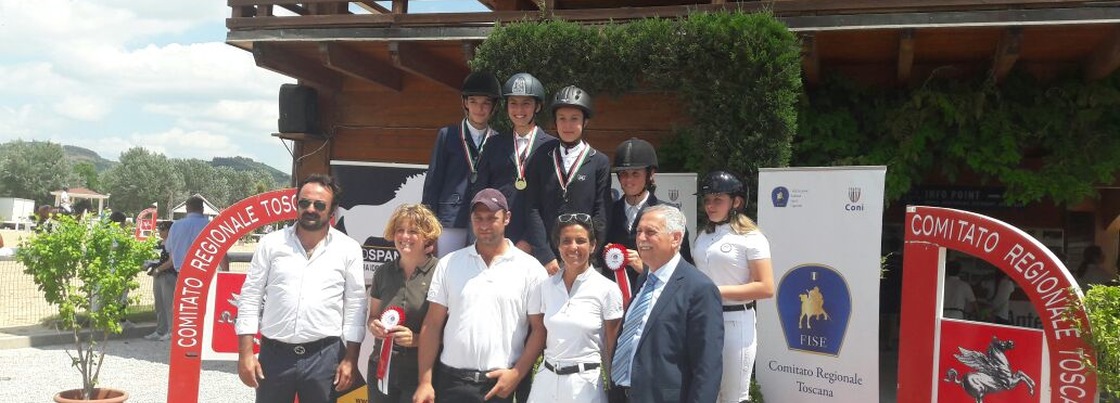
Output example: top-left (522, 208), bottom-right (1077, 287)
top-left (170, 195), bottom-right (221, 219)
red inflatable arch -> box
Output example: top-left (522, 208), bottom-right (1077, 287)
top-left (897, 206), bottom-right (1098, 403)
top-left (167, 189), bottom-right (298, 403)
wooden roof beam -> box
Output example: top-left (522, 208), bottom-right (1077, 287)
top-left (990, 27), bottom-right (1022, 84)
top-left (1085, 26), bottom-right (1120, 81)
top-left (356, 1), bottom-right (391, 14)
top-left (253, 43), bottom-right (342, 91)
top-left (898, 29), bottom-right (915, 85)
top-left (320, 43), bottom-right (402, 91)
top-left (800, 33), bottom-right (820, 87)
top-left (278, 4), bottom-right (309, 15)
top-left (392, 0), bottom-right (408, 14)
top-left (389, 41), bottom-right (470, 91)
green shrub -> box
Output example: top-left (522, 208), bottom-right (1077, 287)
top-left (16, 214), bottom-right (156, 399)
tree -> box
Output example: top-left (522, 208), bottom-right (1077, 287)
top-left (100, 147), bottom-right (184, 217)
top-left (224, 168), bottom-right (274, 205)
top-left (174, 158), bottom-right (231, 208)
top-left (0, 140), bottom-right (75, 205)
top-left (72, 161), bottom-right (100, 191)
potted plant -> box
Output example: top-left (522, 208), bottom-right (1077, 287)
top-left (16, 214), bottom-right (156, 402)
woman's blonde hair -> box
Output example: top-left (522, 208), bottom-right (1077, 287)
top-left (383, 204), bottom-right (443, 245)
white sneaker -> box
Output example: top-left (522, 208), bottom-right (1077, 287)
top-left (143, 332), bottom-right (161, 341)
top-left (159, 333), bottom-right (171, 341)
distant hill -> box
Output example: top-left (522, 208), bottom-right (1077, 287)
top-left (212, 156), bottom-right (290, 186)
top-left (61, 145), bottom-right (290, 185)
top-left (63, 145), bottom-right (117, 171)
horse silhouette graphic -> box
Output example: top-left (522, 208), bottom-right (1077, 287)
top-left (943, 336), bottom-right (1036, 403)
top-left (798, 286), bottom-right (829, 329)
top-left (333, 173), bottom-right (425, 245)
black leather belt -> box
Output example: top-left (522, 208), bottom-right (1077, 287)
top-left (440, 363), bottom-right (495, 384)
top-left (723, 301), bottom-right (756, 312)
top-left (261, 336), bottom-right (339, 355)
top-left (543, 361), bottom-right (600, 375)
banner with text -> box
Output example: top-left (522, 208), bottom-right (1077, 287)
top-left (756, 166), bottom-right (885, 401)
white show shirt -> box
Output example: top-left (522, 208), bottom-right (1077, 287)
top-left (693, 224), bottom-right (771, 305)
top-left (624, 191), bottom-right (650, 230)
top-left (428, 240), bottom-right (548, 370)
top-left (559, 141), bottom-right (588, 173)
top-left (235, 225), bottom-right (367, 344)
top-left (464, 119), bottom-right (488, 148)
top-left (539, 266), bottom-right (623, 365)
top-left (943, 275), bottom-right (976, 319)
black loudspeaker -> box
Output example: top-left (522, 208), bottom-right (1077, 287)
top-left (278, 84), bottom-right (318, 133)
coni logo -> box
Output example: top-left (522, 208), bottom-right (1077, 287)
top-left (845, 187), bottom-right (864, 212)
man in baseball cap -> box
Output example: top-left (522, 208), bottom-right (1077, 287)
top-left (414, 188), bottom-right (549, 403)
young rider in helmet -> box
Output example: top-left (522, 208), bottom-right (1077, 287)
top-left (521, 85), bottom-right (612, 275)
top-left (470, 72), bottom-right (558, 249)
top-left (422, 71), bottom-right (502, 256)
top-left (603, 138), bottom-right (693, 301)
top-left (692, 171), bottom-right (774, 403)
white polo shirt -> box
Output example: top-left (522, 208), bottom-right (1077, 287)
top-left (539, 266), bottom-right (623, 365)
top-left (693, 224), bottom-right (771, 305)
top-left (428, 240), bottom-right (548, 371)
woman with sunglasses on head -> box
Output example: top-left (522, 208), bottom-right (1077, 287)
top-left (528, 214), bottom-right (623, 403)
top-left (692, 171), bottom-right (774, 403)
top-left (521, 85), bottom-right (612, 275)
top-left (366, 204), bottom-right (442, 403)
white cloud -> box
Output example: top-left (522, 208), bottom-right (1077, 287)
top-left (53, 95), bottom-right (112, 121)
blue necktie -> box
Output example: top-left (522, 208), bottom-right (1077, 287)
top-left (611, 274), bottom-right (659, 386)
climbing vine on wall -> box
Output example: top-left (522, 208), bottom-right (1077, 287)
top-left (472, 12), bottom-right (803, 194)
top-left (797, 73), bottom-right (1120, 204)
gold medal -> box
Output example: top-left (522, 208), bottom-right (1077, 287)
top-left (515, 178), bottom-right (527, 191)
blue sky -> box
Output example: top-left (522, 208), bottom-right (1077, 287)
top-left (0, 0), bottom-right (486, 172)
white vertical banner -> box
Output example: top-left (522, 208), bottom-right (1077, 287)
top-left (756, 166), bottom-right (885, 402)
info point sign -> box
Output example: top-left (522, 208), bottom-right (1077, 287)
top-left (898, 206), bottom-right (1098, 403)
top-left (168, 189), bottom-right (298, 403)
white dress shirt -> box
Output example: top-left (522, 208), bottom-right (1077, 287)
top-left (620, 253), bottom-right (681, 378)
top-left (235, 225), bottom-right (367, 344)
top-left (624, 191), bottom-right (650, 230)
top-left (428, 240), bottom-right (549, 370)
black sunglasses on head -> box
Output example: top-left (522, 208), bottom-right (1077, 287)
top-left (557, 213), bottom-right (591, 223)
top-left (298, 199), bottom-right (328, 211)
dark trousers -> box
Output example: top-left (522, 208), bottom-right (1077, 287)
top-left (435, 364), bottom-right (514, 403)
top-left (256, 337), bottom-right (344, 403)
top-left (368, 354), bottom-right (417, 403)
top-left (608, 384), bottom-right (630, 403)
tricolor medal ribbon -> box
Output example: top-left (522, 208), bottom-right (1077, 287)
top-left (376, 306), bottom-right (406, 394)
top-left (603, 243), bottom-right (632, 308)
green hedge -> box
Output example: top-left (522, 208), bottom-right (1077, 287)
top-left (472, 12), bottom-right (803, 200)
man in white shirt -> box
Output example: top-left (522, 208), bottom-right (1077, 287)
top-left (943, 261), bottom-right (976, 320)
top-left (235, 174), bottom-right (367, 403)
top-left (413, 188), bottom-right (549, 403)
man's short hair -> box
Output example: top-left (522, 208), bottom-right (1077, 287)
top-left (185, 194), bottom-right (205, 213)
top-left (644, 205), bottom-right (686, 237)
top-left (157, 220), bottom-right (173, 231)
top-left (299, 173), bottom-right (342, 208)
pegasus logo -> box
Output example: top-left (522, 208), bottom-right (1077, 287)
top-left (943, 336), bottom-right (1036, 402)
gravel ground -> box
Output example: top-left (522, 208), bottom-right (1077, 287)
top-left (0, 337), bottom-right (254, 402)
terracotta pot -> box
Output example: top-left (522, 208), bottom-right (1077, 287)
top-left (53, 388), bottom-right (129, 403)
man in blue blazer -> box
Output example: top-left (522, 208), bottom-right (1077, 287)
top-left (609, 204), bottom-right (724, 403)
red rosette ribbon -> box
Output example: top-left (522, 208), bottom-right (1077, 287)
top-left (603, 243), bottom-right (633, 308)
top-left (376, 306), bottom-right (406, 387)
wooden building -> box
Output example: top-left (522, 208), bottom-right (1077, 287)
top-left (225, 0), bottom-right (1120, 271)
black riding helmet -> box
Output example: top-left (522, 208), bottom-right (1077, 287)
top-left (612, 138), bottom-right (658, 172)
top-left (698, 171), bottom-right (749, 203)
top-left (502, 73), bottom-right (547, 103)
top-left (550, 85), bottom-right (593, 119)
top-left (462, 71), bottom-right (502, 99)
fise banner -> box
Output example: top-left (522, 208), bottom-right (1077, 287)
top-left (756, 166), bottom-right (885, 402)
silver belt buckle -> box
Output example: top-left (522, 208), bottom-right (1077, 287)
top-left (294, 345), bottom-right (306, 355)
top-left (473, 371), bottom-right (485, 383)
